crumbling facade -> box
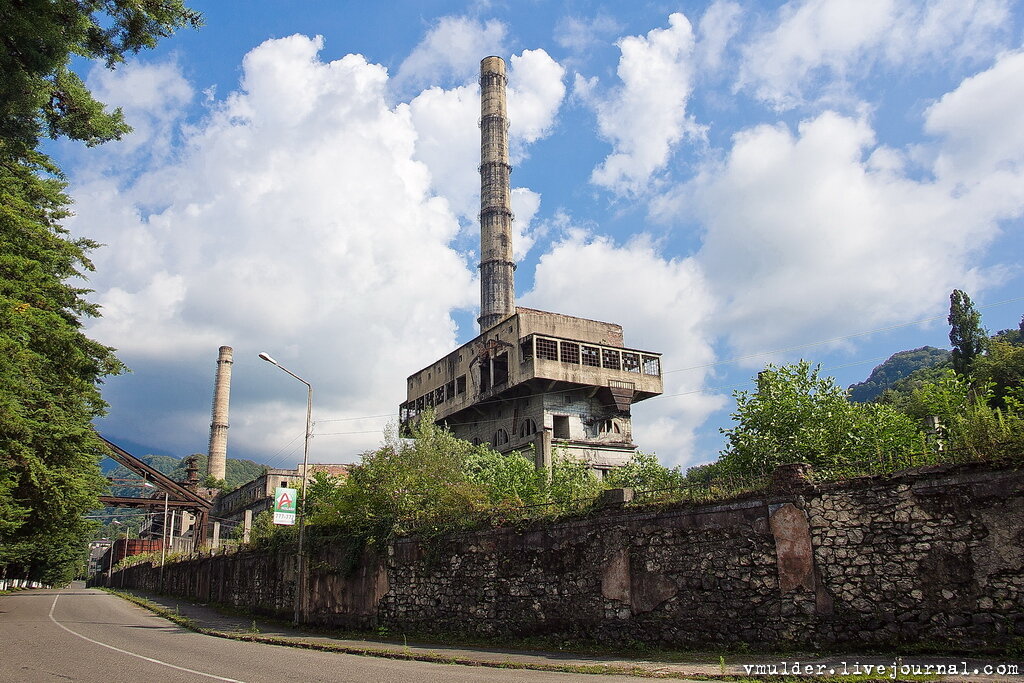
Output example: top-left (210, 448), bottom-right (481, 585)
top-left (214, 463), bottom-right (350, 526)
top-left (400, 57), bottom-right (663, 474)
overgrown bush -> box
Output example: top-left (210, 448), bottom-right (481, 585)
top-left (244, 416), bottom-right (678, 546)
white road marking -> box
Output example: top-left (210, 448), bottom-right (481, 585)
top-left (48, 594), bottom-right (246, 682)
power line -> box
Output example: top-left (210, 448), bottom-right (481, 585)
top-left (316, 413), bottom-right (393, 424)
top-left (314, 429), bottom-right (386, 437)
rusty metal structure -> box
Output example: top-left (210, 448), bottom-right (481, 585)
top-left (400, 57), bottom-right (663, 475)
top-left (96, 435), bottom-right (213, 550)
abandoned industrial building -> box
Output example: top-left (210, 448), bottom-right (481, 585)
top-left (400, 56), bottom-right (663, 475)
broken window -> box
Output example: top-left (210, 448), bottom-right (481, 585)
top-left (536, 337), bottom-right (558, 360)
top-left (519, 418), bottom-right (537, 438)
top-left (445, 381), bottom-right (455, 400)
top-left (642, 355), bottom-right (661, 376)
top-left (553, 415), bottom-right (570, 439)
top-left (425, 392), bottom-right (435, 407)
top-left (493, 352), bottom-right (509, 387)
top-left (581, 345), bottom-right (600, 367)
top-left (434, 387), bottom-right (445, 405)
top-left (493, 428), bottom-right (509, 447)
top-left (520, 338), bottom-right (534, 362)
top-left (416, 396), bottom-right (424, 412)
top-left (456, 375), bottom-right (466, 395)
top-left (479, 362), bottom-right (490, 392)
top-left (622, 352), bottom-right (640, 373)
top-left (601, 349), bottom-right (621, 370)
top-left (559, 341), bottom-right (579, 364)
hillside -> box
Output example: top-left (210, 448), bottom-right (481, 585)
top-left (106, 454), bottom-right (267, 495)
top-left (848, 346), bottom-right (950, 402)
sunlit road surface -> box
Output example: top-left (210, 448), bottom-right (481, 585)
top-left (0, 586), bottom-right (650, 682)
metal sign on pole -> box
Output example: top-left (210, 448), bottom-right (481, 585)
top-left (273, 487), bottom-right (297, 526)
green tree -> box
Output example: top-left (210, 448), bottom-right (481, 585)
top-left (304, 418), bottom-right (493, 544)
top-left (0, 154), bottom-right (122, 584)
top-left (718, 361), bottom-right (920, 478)
top-left (1, 0), bottom-right (201, 155)
top-left (0, 1), bottom-right (200, 585)
top-left (969, 339), bottom-right (1024, 410)
top-left (605, 451), bottom-right (684, 492)
top-left (948, 289), bottom-right (986, 376)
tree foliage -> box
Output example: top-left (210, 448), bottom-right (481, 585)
top-left (718, 361), bottom-right (920, 478)
top-left (0, 1), bottom-right (200, 585)
top-left (604, 451), bottom-right (685, 491)
top-left (949, 289), bottom-right (986, 376)
top-left (1, 0), bottom-right (201, 154)
top-left (0, 153), bottom-right (122, 584)
top-left (270, 415), bottom-right (634, 546)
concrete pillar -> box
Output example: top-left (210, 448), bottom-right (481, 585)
top-left (242, 509), bottom-right (252, 544)
top-left (211, 521), bottom-right (221, 549)
top-left (534, 427), bottom-right (552, 473)
top-left (207, 345), bottom-right (233, 481)
top-left (478, 56), bottom-right (515, 331)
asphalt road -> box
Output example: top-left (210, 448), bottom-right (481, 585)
top-left (0, 586), bottom-right (645, 682)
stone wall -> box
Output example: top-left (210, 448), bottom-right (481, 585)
top-left (101, 462), bottom-right (1024, 648)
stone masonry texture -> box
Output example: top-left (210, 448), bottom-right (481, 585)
top-left (106, 462), bottom-right (1024, 648)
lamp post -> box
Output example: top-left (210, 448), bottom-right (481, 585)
top-left (258, 352), bottom-right (313, 625)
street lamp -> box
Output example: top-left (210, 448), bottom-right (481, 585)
top-left (258, 351), bottom-right (313, 625)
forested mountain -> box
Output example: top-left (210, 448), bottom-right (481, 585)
top-left (95, 454), bottom-right (268, 541)
top-left (848, 347), bottom-right (950, 402)
top-left (105, 454), bottom-right (268, 495)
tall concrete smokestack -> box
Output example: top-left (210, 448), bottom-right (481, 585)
top-left (207, 345), bottom-right (232, 482)
top-left (478, 56), bottom-right (515, 331)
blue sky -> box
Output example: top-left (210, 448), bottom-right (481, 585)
top-left (55, 0), bottom-right (1024, 470)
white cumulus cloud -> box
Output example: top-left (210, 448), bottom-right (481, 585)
top-left (679, 106), bottom-right (1011, 358)
top-left (392, 16), bottom-right (508, 95)
top-left (583, 13), bottom-right (702, 196)
top-left (737, 0), bottom-right (1012, 110)
top-left (74, 35), bottom-right (480, 462)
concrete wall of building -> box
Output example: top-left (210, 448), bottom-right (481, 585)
top-left (443, 389), bottom-right (635, 466)
top-left (215, 465), bottom-right (350, 524)
top-left (215, 469), bottom-right (301, 522)
top-left (108, 462), bottom-right (1024, 648)
top-left (517, 308), bottom-right (624, 348)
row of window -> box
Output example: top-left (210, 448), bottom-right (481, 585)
top-left (524, 337), bottom-right (660, 375)
top-left (472, 415), bottom-right (624, 449)
top-left (402, 375), bottom-right (468, 421)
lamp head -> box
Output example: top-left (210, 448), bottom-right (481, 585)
top-left (258, 352), bottom-right (278, 365)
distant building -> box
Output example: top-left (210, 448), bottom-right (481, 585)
top-left (214, 463), bottom-right (350, 525)
top-left (399, 57), bottom-right (663, 475)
